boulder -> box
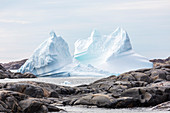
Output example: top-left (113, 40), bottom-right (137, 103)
top-left (150, 69), bottom-right (167, 81)
top-left (166, 75), bottom-right (170, 81)
top-left (111, 97), bottom-right (140, 108)
top-left (0, 89), bottom-right (62, 113)
top-left (132, 72), bottom-right (151, 83)
top-left (74, 94), bottom-right (112, 108)
top-left (0, 90), bottom-right (28, 112)
top-left (5, 83), bottom-right (45, 98)
top-left (19, 98), bottom-right (61, 113)
top-left (116, 73), bottom-right (136, 81)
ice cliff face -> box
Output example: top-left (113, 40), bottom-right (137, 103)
top-left (74, 27), bottom-right (152, 73)
top-left (18, 31), bottom-right (72, 75)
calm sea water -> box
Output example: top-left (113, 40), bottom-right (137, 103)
top-left (0, 77), bottom-right (168, 113)
top-left (0, 77), bottom-right (102, 86)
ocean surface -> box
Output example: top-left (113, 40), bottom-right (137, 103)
top-left (0, 77), bottom-right (102, 86)
top-left (0, 77), bottom-right (169, 113)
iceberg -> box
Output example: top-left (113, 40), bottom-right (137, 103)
top-left (74, 27), bottom-right (152, 73)
top-left (18, 31), bottom-right (111, 77)
top-left (48, 59), bottom-right (112, 77)
top-left (19, 28), bottom-right (152, 77)
top-left (18, 31), bottom-right (72, 76)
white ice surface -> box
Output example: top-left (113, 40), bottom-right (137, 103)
top-left (19, 27), bottom-right (152, 76)
top-left (74, 27), bottom-right (152, 73)
top-left (18, 31), bottom-right (112, 77)
top-left (18, 31), bottom-right (72, 75)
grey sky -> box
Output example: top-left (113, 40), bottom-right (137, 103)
top-left (0, 0), bottom-right (170, 62)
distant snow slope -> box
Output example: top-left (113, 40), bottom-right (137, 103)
top-left (74, 27), bottom-right (152, 73)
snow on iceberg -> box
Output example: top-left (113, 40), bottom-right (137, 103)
top-left (18, 31), bottom-right (72, 76)
top-left (18, 31), bottom-right (111, 77)
top-left (74, 27), bottom-right (153, 73)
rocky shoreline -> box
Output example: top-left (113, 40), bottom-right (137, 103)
top-left (0, 64), bottom-right (36, 79)
top-left (0, 57), bottom-right (170, 112)
top-left (0, 64), bottom-right (169, 112)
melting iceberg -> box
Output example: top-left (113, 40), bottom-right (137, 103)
top-left (74, 27), bottom-right (152, 73)
top-left (18, 31), bottom-right (111, 77)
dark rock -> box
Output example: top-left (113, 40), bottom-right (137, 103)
top-left (23, 84), bottom-right (44, 98)
top-left (1, 59), bottom-right (27, 70)
top-left (46, 104), bottom-right (61, 112)
top-left (0, 64), bottom-right (36, 79)
top-left (49, 91), bottom-right (59, 98)
top-left (19, 98), bottom-right (62, 112)
top-left (0, 57), bottom-right (170, 111)
top-left (133, 72), bottom-right (151, 83)
top-left (166, 75), bottom-right (170, 81)
top-left (74, 94), bottom-right (113, 108)
top-left (13, 72), bottom-right (36, 78)
top-left (0, 64), bottom-right (6, 71)
top-left (23, 72), bottom-right (36, 78)
top-left (111, 97), bottom-right (140, 108)
top-left (150, 57), bottom-right (170, 68)
top-left (116, 73), bottom-right (136, 81)
top-left (150, 69), bottom-right (167, 81)
top-left (5, 83), bottom-right (45, 98)
top-left (0, 89), bottom-right (62, 113)
top-left (121, 87), bottom-right (140, 99)
top-left (0, 90), bottom-right (28, 112)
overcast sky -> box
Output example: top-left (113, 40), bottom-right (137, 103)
top-left (0, 0), bottom-right (170, 63)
